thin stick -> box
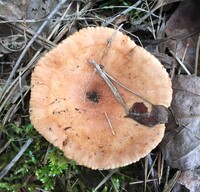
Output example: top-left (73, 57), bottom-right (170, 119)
top-left (144, 156), bottom-right (148, 192)
top-left (147, 154), bottom-right (159, 192)
top-left (0, 138), bottom-right (33, 180)
top-left (169, 50), bottom-right (191, 75)
top-left (100, 25), bottom-right (122, 62)
top-left (164, 166), bottom-right (170, 188)
top-left (157, 153), bottom-right (163, 184)
top-left (88, 60), bottom-right (129, 114)
top-left (1, 0), bottom-right (68, 99)
top-left (104, 112), bottom-right (115, 136)
top-left (130, 178), bottom-right (157, 185)
top-left (104, 71), bottom-right (153, 105)
top-left (194, 33), bottom-right (200, 75)
top-left (181, 43), bottom-right (189, 63)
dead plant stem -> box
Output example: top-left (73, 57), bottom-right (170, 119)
top-left (88, 59), bottom-right (129, 114)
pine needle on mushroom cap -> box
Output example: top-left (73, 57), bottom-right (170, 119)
top-left (30, 27), bottom-right (172, 170)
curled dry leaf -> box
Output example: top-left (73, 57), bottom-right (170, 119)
top-left (126, 102), bottom-right (169, 127)
top-left (178, 169), bottom-right (200, 192)
top-left (160, 75), bottom-right (200, 170)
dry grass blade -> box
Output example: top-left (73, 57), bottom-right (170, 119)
top-left (88, 59), bottom-right (129, 114)
top-left (94, 169), bottom-right (117, 192)
top-left (147, 155), bottom-right (160, 192)
top-left (104, 111), bottom-right (115, 136)
top-left (157, 153), bottom-right (164, 184)
top-left (162, 170), bottom-right (181, 192)
top-left (144, 156), bottom-right (148, 192)
top-left (169, 50), bottom-right (191, 74)
top-left (130, 178), bottom-right (158, 185)
top-left (194, 33), bottom-right (200, 75)
top-left (111, 177), bottom-right (119, 192)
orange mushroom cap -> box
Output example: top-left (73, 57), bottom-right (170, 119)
top-left (30, 27), bottom-right (172, 170)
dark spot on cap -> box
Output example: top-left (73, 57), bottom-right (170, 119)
top-left (64, 127), bottom-right (71, 130)
top-left (86, 91), bottom-right (100, 103)
top-left (63, 138), bottom-right (68, 146)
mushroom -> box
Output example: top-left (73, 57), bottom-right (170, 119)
top-left (30, 27), bottom-right (172, 170)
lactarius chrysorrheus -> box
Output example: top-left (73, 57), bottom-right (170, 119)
top-left (30, 27), bottom-right (172, 170)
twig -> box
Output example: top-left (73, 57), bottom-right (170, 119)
top-left (181, 43), bottom-right (189, 63)
top-left (0, 138), bottom-right (33, 180)
top-left (88, 60), bottom-right (129, 114)
top-left (164, 166), bottom-right (170, 189)
top-left (147, 154), bottom-right (159, 192)
top-left (104, 112), bottom-right (115, 136)
top-left (0, 19), bottom-right (46, 24)
top-left (0, 0), bottom-right (68, 100)
top-left (130, 178), bottom-right (157, 185)
top-left (194, 33), bottom-right (200, 75)
top-left (157, 153), bottom-right (164, 184)
top-left (100, 26), bottom-right (121, 62)
top-left (104, 71), bottom-right (153, 105)
top-left (43, 144), bottom-right (51, 164)
top-left (144, 156), bottom-right (148, 192)
top-left (169, 50), bottom-right (191, 75)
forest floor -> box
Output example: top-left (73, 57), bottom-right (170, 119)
top-left (0, 0), bottom-right (199, 191)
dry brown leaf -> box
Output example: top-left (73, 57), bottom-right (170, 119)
top-left (178, 169), bottom-right (200, 192)
top-left (0, 0), bottom-right (59, 34)
top-left (160, 75), bottom-right (200, 170)
top-left (26, 0), bottom-right (59, 33)
top-left (165, 0), bottom-right (200, 73)
top-left (0, 0), bottom-right (31, 20)
top-left (152, 52), bottom-right (177, 69)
